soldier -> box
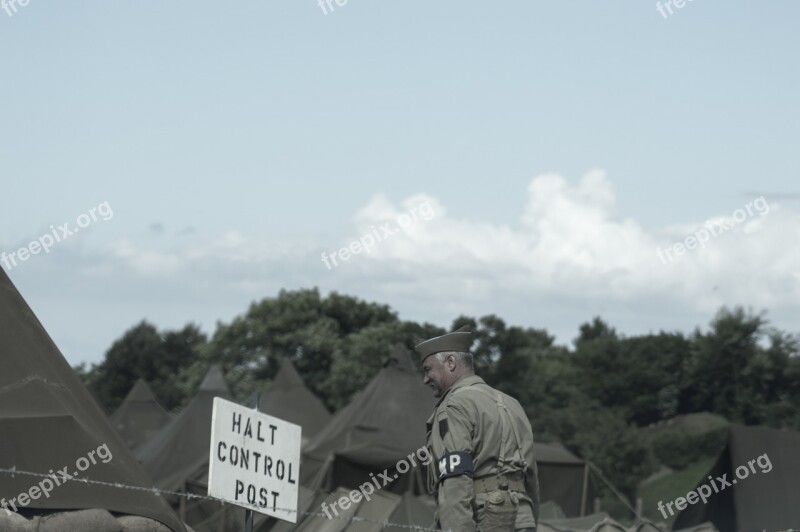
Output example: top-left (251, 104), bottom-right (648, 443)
top-left (417, 326), bottom-right (539, 532)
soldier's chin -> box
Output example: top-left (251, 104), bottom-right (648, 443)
top-left (431, 386), bottom-right (442, 397)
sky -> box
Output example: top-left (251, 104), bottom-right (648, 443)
top-left (2, 1), bottom-right (799, 365)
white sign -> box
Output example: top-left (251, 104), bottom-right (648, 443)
top-left (208, 397), bottom-right (301, 523)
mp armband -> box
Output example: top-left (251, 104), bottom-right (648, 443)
top-left (437, 451), bottom-right (473, 481)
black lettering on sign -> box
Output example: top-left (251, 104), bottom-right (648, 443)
top-left (271, 491), bottom-right (279, 511)
top-left (437, 451), bottom-right (473, 481)
top-left (217, 441), bottom-right (227, 462)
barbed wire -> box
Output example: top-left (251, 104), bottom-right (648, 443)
top-left (0, 466), bottom-right (447, 531)
top-left (4, 466), bottom-right (798, 532)
top-left (0, 376), bottom-right (67, 397)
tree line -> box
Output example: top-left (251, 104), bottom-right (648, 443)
top-left (75, 288), bottom-right (800, 500)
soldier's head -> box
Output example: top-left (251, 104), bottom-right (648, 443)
top-left (421, 351), bottom-right (474, 397)
top-left (415, 326), bottom-right (475, 398)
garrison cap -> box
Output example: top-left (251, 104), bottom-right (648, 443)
top-left (415, 325), bottom-right (474, 362)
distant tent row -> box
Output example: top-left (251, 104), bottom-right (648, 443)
top-left (131, 360), bottom-right (333, 532)
top-left (126, 358), bottom-right (333, 492)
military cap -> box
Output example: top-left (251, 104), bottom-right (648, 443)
top-left (415, 325), bottom-right (474, 362)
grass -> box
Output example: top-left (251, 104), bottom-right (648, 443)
top-left (638, 457), bottom-right (716, 527)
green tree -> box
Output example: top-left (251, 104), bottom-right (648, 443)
top-left (198, 288), bottom-right (405, 408)
top-left (572, 316), bottom-right (691, 425)
top-left (684, 307), bottom-right (765, 420)
top-left (321, 320), bottom-right (444, 409)
top-left (83, 321), bottom-right (206, 412)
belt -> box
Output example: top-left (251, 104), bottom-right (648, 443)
top-left (473, 473), bottom-right (526, 494)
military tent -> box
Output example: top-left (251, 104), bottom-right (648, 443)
top-left (257, 359), bottom-right (331, 445)
top-left (301, 344), bottom-right (436, 494)
top-left (110, 378), bottom-right (173, 451)
top-left (136, 364), bottom-right (233, 491)
top-left (536, 441), bottom-right (595, 517)
top-left (134, 365), bottom-right (242, 532)
top-left (673, 424), bottom-right (800, 532)
top-left (0, 268), bottom-right (186, 531)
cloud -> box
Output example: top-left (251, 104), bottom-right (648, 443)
top-left (5, 171), bottom-right (800, 364)
top-left (55, 178), bottom-right (800, 307)
top-left (337, 172), bottom-right (800, 316)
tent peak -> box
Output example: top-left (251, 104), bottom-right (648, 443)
top-left (274, 358), bottom-right (305, 388)
top-left (384, 343), bottom-right (418, 373)
top-left (199, 364), bottom-right (229, 393)
top-left (125, 378), bottom-right (157, 403)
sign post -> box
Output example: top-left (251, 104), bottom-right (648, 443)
top-left (243, 392), bottom-right (260, 532)
top-left (208, 397), bottom-right (301, 525)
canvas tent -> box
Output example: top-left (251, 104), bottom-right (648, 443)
top-left (137, 364), bottom-right (233, 491)
top-left (536, 441), bottom-right (595, 517)
top-left (673, 424), bottom-right (800, 532)
top-left (301, 344), bottom-right (436, 494)
top-left (257, 359), bottom-right (331, 445)
top-left (0, 268), bottom-right (186, 531)
top-left (110, 378), bottom-right (173, 451)
top-left (135, 365), bottom-right (242, 532)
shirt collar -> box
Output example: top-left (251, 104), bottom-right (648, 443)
top-left (435, 374), bottom-right (485, 406)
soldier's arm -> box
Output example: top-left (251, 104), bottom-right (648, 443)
top-left (435, 402), bottom-right (477, 531)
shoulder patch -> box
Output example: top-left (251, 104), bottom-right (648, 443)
top-left (439, 419), bottom-right (448, 438)
top-left (437, 451), bottom-right (473, 481)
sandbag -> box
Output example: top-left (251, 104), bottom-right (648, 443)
top-left (0, 511), bottom-right (35, 531)
top-left (117, 515), bottom-right (174, 532)
top-left (38, 508), bottom-right (122, 532)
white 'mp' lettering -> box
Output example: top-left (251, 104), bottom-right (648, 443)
top-left (449, 454), bottom-right (461, 471)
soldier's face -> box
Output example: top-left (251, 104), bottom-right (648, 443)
top-left (422, 355), bottom-right (450, 397)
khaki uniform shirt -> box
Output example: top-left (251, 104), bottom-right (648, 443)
top-left (426, 375), bottom-right (540, 531)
